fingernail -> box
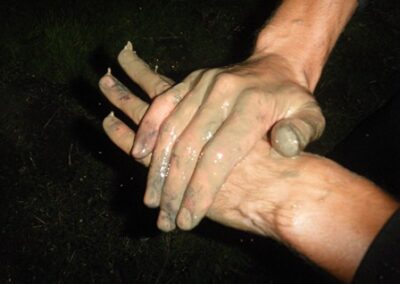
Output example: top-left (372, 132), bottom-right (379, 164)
top-left (101, 75), bottom-right (115, 88)
top-left (273, 124), bottom-right (301, 157)
top-left (177, 208), bottom-right (192, 230)
top-left (132, 143), bottom-right (148, 158)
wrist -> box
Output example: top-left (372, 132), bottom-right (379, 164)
top-left (253, 0), bottom-right (358, 91)
top-left (253, 26), bottom-right (327, 92)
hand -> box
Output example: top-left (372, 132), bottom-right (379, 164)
top-left (109, 42), bottom-right (325, 231)
top-left (97, 50), bottom-right (308, 237)
top-left (99, 61), bottom-right (398, 282)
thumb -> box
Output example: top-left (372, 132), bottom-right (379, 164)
top-left (271, 102), bottom-right (325, 157)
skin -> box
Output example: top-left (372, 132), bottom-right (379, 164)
top-left (115, 0), bottom-right (359, 232)
top-left (99, 65), bottom-right (399, 283)
top-left (99, 0), bottom-right (398, 281)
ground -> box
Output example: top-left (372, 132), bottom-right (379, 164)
top-left (1, 0), bottom-right (399, 283)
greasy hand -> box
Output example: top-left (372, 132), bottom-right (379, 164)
top-left (100, 42), bottom-right (325, 231)
top-left (98, 56), bottom-right (316, 238)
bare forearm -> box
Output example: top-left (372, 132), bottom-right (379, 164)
top-left (254, 0), bottom-right (358, 90)
top-left (211, 144), bottom-right (398, 283)
top-left (101, 63), bottom-right (397, 281)
top-left (278, 162), bottom-right (398, 282)
top-left (239, 154), bottom-right (399, 283)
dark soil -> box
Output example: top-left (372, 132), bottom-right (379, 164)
top-left (1, 0), bottom-right (399, 283)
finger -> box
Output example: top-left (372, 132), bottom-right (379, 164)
top-left (271, 100), bottom-right (325, 157)
top-left (132, 70), bottom-right (204, 159)
top-left (99, 70), bottom-right (149, 125)
top-left (102, 112), bottom-right (151, 166)
top-left (143, 69), bottom-right (221, 208)
top-left (157, 81), bottom-right (237, 231)
top-left (176, 92), bottom-right (267, 230)
top-left (118, 41), bottom-right (174, 98)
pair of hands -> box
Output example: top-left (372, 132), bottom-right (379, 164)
top-left (99, 42), bottom-right (325, 234)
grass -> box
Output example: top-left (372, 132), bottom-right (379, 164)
top-left (1, 0), bottom-right (273, 85)
top-left (1, 0), bottom-right (399, 283)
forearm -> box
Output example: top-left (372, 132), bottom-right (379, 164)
top-left (278, 162), bottom-right (398, 282)
top-left (212, 144), bottom-right (398, 283)
top-left (254, 0), bottom-right (358, 90)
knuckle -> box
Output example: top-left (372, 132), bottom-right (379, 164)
top-left (165, 88), bottom-right (184, 105)
top-left (187, 69), bottom-right (206, 81)
top-left (214, 72), bottom-right (238, 91)
top-left (154, 80), bottom-right (172, 95)
top-left (171, 81), bottom-right (187, 92)
top-left (171, 135), bottom-right (201, 169)
top-left (153, 93), bottom-right (169, 105)
top-left (199, 144), bottom-right (220, 162)
top-left (241, 87), bottom-right (264, 100)
top-left (138, 111), bottom-right (156, 131)
top-left (236, 88), bottom-right (266, 112)
top-left (159, 118), bottom-right (175, 137)
top-left (198, 68), bottom-right (220, 85)
top-left (203, 68), bottom-right (220, 78)
top-left (155, 87), bottom-right (185, 107)
top-left (172, 139), bottom-right (190, 158)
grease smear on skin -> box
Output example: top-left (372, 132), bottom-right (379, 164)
top-left (186, 145), bottom-right (198, 162)
top-left (214, 152), bottom-right (224, 164)
top-left (159, 129), bottom-right (178, 179)
top-left (210, 152), bottom-right (226, 177)
top-left (159, 155), bottom-right (170, 178)
top-left (202, 130), bottom-right (213, 142)
top-left (221, 100), bottom-right (231, 119)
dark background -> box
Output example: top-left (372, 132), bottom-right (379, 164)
top-left (1, 0), bottom-right (399, 283)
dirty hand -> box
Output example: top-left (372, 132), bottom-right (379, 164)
top-left (98, 55), bottom-right (310, 237)
top-left (99, 42), bottom-right (324, 231)
top-left (99, 73), bottom-right (400, 282)
top-left (99, 58), bottom-right (399, 283)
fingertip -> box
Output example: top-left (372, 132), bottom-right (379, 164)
top-left (99, 74), bottom-right (115, 89)
top-left (102, 112), bottom-right (116, 131)
top-left (131, 140), bottom-right (143, 157)
top-left (132, 141), bottom-right (151, 159)
top-left (177, 208), bottom-right (204, 231)
top-left (143, 188), bottom-right (160, 208)
top-left (118, 41), bottom-right (136, 62)
top-left (176, 208), bottom-right (193, 231)
top-left (118, 45), bottom-right (130, 64)
top-left (103, 111), bottom-right (114, 121)
top-left (271, 114), bottom-right (322, 157)
top-left (132, 129), bottom-right (158, 158)
top-left (125, 41), bottom-right (133, 51)
top-left (157, 210), bottom-right (176, 232)
top-left (271, 123), bottom-right (302, 157)
top-left (143, 197), bottom-right (160, 209)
